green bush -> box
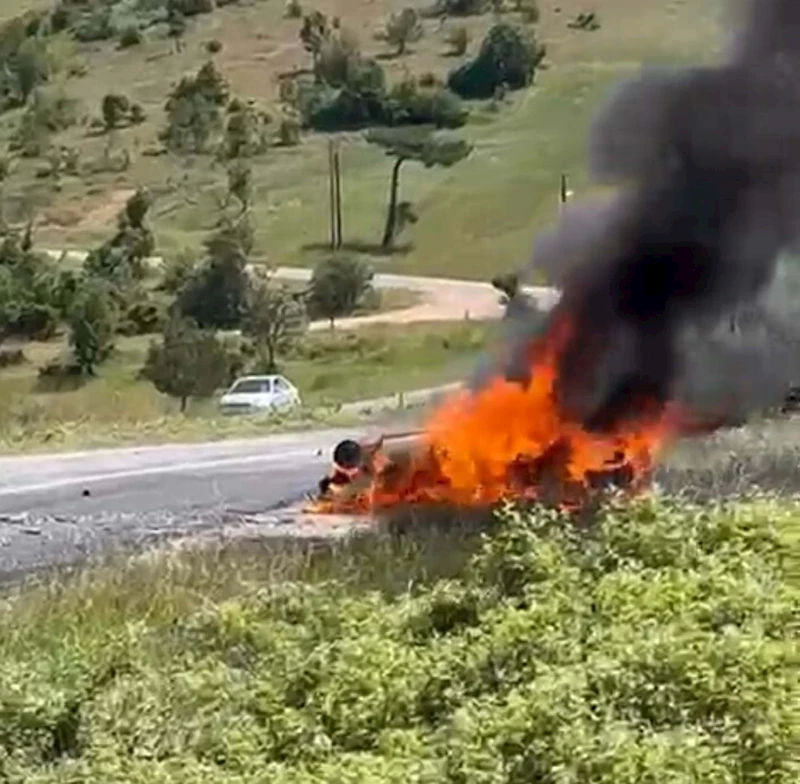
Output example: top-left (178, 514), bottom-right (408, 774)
top-left (448, 21), bottom-right (546, 99)
top-left (388, 78), bottom-right (468, 128)
top-left (0, 496), bottom-right (796, 781)
top-left (73, 6), bottom-right (115, 43)
top-left (432, 0), bottom-right (490, 16)
top-left (118, 24), bottom-right (143, 48)
top-left (446, 23), bottom-right (470, 56)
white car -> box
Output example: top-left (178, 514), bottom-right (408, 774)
top-left (219, 375), bottom-right (302, 415)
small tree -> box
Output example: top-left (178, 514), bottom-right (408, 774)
top-left (222, 99), bottom-right (270, 158)
top-left (161, 61), bottom-right (230, 153)
top-left (178, 215), bottom-right (252, 329)
top-left (84, 188), bottom-right (155, 284)
top-left (446, 24), bottom-right (469, 56)
top-left (141, 317), bottom-right (231, 412)
top-left (300, 11), bottom-right (330, 70)
top-left (68, 278), bottom-right (117, 375)
top-left (448, 21), bottom-right (545, 98)
top-left (385, 8), bottom-right (423, 56)
top-left (366, 127), bottom-right (472, 249)
top-left (101, 93), bottom-right (130, 132)
top-left (307, 256), bottom-right (374, 328)
top-left (226, 160), bottom-right (252, 213)
top-left (242, 272), bottom-right (307, 371)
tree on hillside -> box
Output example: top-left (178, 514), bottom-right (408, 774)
top-left (385, 8), bottom-right (423, 56)
top-left (226, 160), bottom-right (252, 213)
top-left (222, 98), bottom-right (270, 159)
top-left (84, 188), bottom-right (155, 285)
top-left (178, 215), bottom-right (252, 329)
top-left (448, 22), bottom-right (545, 98)
top-left (68, 278), bottom-right (117, 375)
top-left (141, 317), bottom-right (231, 412)
top-left (7, 38), bottom-right (51, 106)
top-left (242, 271), bottom-right (307, 371)
top-left (366, 127), bottom-right (472, 249)
top-left (101, 93), bottom-right (130, 132)
top-left (161, 61), bottom-right (230, 154)
top-left (300, 11), bottom-right (330, 70)
top-left (307, 256), bottom-right (373, 328)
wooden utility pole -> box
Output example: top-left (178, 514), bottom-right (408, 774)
top-left (328, 138), bottom-right (337, 249)
top-left (559, 172), bottom-right (570, 210)
top-left (333, 139), bottom-right (343, 250)
top-left (327, 137), bottom-right (344, 250)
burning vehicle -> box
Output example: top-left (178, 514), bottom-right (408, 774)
top-left (312, 0), bottom-right (800, 517)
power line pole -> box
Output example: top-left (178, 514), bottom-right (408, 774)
top-left (328, 138), bottom-right (337, 250)
top-left (333, 138), bottom-right (343, 250)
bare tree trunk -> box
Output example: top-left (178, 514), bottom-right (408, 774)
top-left (381, 157), bottom-right (405, 250)
top-left (180, 396), bottom-right (188, 413)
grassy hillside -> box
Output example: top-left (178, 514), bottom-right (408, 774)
top-left (1, 490), bottom-right (796, 782)
top-left (1, 0), bottom-right (722, 279)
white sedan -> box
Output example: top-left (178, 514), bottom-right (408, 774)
top-left (218, 375), bottom-right (302, 415)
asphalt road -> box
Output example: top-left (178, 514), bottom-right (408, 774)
top-left (0, 428), bottom-right (359, 578)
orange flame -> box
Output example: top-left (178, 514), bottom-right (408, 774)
top-left (312, 314), bottom-right (699, 515)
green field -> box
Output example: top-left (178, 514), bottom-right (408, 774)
top-left (0, 319), bottom-right (490, 452)
top-left (1, 0), bottom-right (723, 279)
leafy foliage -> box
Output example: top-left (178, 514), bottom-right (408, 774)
top-left (385, 8), bottom-right (424, 56)
top-left (0, 233), bottom-right (62, 343)
top-left (84, 188), bottom-right (155, 286)
top-left (307, 255), bottom-right (374, 326)
top-left (0, 496), bottom-right (796, 781)
top-left (141, 316), bottom-right (231, 411)
top-left (222, 98), bottom-right (270, 159)
top-left (242, 271), bottom-right (307, 371)
top-left (299, 9), bottom-right (330, 64)
top-left (433, 0), bottom-right (490, 16)
top-left (448, 21), bottom-right (546, 99)
top-left (446, 24), bottom-right (470, 56)
top-left (161, 60), bottom-right (230, 154)
top-left (178, 216), bottom-right (252, 329)
top-left (101, 92), bottom-right (130, 131)
top-left (12, 87), bottom-right (77, 157)
top-left (67, 277), bottom-right (117, 375)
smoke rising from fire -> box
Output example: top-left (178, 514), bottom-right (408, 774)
top-left (504, 0), bottom-right (800, 428)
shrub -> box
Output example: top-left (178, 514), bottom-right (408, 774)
top-left (118, 297), bottom-right (167, 336)
top-left (73, 6), bottom-right (115, 42)
top-left (118, 25), bottom-right (142, 48)
top-left (446, 24), bottom-right (470, 55)
top-left (286, 0), bottom-right (303, 18)
top-left (0, 348), bottom-right (26, 368)
top-left (307, 255), bottom-right (374, 327)
top-left (448, 21), bottom-right (545, 99)
top-left (129, 102), bottom-right (146, 125)
top-left (433, 0), bottom-right (489, 16)
top-left (206, 38), bottom-right (223, 54)
top-left (388, 78), bottom-right (468, 128)
top-left (385, 7), bottom-right (424, 56)
top-left (141, 317), bottom-right (232, 411)
top-left (278, 115), bottom-right (301, 146)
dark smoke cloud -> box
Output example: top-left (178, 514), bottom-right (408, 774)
top-left (506, 0), bottom-right (800, 429)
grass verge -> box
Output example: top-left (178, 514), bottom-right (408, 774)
top-left (0, 319), bottom-right (488, 453)
top-left (0, 491), bottom-right (797, 782)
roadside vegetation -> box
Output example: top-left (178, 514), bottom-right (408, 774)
top-left (0, 319), bottom-right (489, 451)
top-left (0, 483), bottom-right (796, 781)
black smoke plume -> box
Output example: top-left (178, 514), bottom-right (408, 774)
top-left (496, 0), bottom-right (800, 430)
